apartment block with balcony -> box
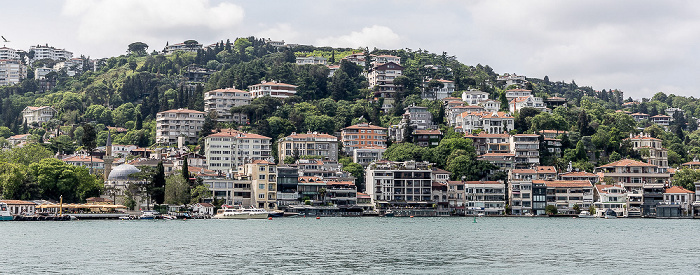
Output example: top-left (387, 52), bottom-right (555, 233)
top-left (248, 81), bottom-right (298, 99)
top-left (353, 146), bottom-right (386, 167)
top-left (541, 180), bottom-right (594, 214)
top-left (278, 132), bottom-right (338, 162)
top-left (242, 160), bottom-right (277, 209)
top-left (155, 109), bottom-right (206, 145)
top-left (594, 159), bottom-right (671, 217)
top-left (594, 185), bottom-right (628, 217)
top-left (465, 132), bottom-right (511, 155)
top-left (456, 111), bottom-right (514, 134)
top-left (29, 44), bottom-right (73, 61)
top-left (509, 95), bottom-right (548, 113)
top-left (0, 47), bottom-right (20, 60)
top-left (366, 161), bottom-right (434, 207)
top-left (341, 123), bottom-right (387, 155)
top-left (422, 79), bottom-right (455, 100)
top-left (461, 89), bottom-right (490, 105)
top-left (627, 133), bottom-right (668, 168)
top-left (295, 56), bottom-right (327, 65)
top-left (205, 129), bottom-right (272, 174)
top-left (0, 59), bottom-right (26, 86)
top-left (368, 62), bottom-right (404, 111)
top-left (510, 134), bottom-right (540, 169)
top-left (203, 88), bottom-right (251, 124)
top-left (465, 181), bottom-right (506, 215)
top-left (204, 178), bottom-right (253, 206)
top-left (658, 186), bottom-right (695, 217)
top-left (504, 89), bottom-right (532, 102)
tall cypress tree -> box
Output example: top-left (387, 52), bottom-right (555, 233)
top-left (152, 161), bottom-right (166, 204)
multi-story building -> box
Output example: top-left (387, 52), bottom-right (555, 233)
top-left (242, 160), bottom-right (277, 209)
top-left (403, 105), bottom-right (434, 130)
top-left (478, 153), bottom-right (515, 170)
top-left (372, 54), bottom-right (401, 65)
top-left (465, 132), bottom-right (511, 155)
top-left (34, 67), bottom-right (55, 80)
top-left (29, 45), bottom-right (73, 61)
top-left (594, 159), bottom-right (671, 217)
top-left (203, 87), bottom-right (251, 124)
top-left (543, 138), bottom-right (562, 157)
top-left (504, 89), bottom-right (532, 102)
top-left (455, 111), bottom-right (514, 134)
top-left (341, 52), bottom-right (371, 67)
top-left (22, 106), bottom-right (57, 124)
top-left (205, 129), bottom-right (272, 174)
top-left (559, 171), bottom-right (599, 184)
top-left (295, 56), bottom-right (327, 65)
top-left (368, 62), bottom-right (403, 111)
top-left (414, 129), bottom-right (442, 147)
top-left (205, 177), bottom-right (253, 206)
top-left (681, 159), bottom-right (700, 170)
top-left (627, 133), bottom-right (668, 167)
top-left (497, 73), bottom-right (527, 89)
top-left (422, 79), bottom-right (455, 100)
top-left (479, 99), bottom-right (501, 113)
top-left (509, 95), bottom-right (548, 113)
top-left (593, 184), bottom-right (628, 217)
top-left (365, 161), bottom-right (434, 206)
top-left (353, 146), bottom-right (386, 167)
top-left (630, 112), bottom-right (650, 122)
top-left (660, 186), bottom-right (694, 217)
top-left (509, 178), bottom-right (547, 216)
top-left (276, 165), bottom-right (299, 206)
top-left (0, 59), bottom-right (26, 86)
top-left (510, 134), bottom-right (540, 169)
top-left (651, 115), bottom-right (672, 126)
top-left (341, 123), bottom-right (387, 155)
top-left (155, 108), bottom-right (206, 145)
top-left (541, 180), bottom-right (594, 214)
top-left (465, 181), bottom-right (506, 215)
top-left (163, 41), bottom-right (202, 54)
top-left (248, 81), bottom-right (298, 99)
top-left (461, 89), bottom-right (490, 105)
top-left (278, 132), bottom-right (338, 162)
top-left (665, 107), bottom-right (684, 118)
top-left (0, 47), bottom-right (20, 60)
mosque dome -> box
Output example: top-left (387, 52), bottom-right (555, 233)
top-left (108, 164), bottom-right (141, 180)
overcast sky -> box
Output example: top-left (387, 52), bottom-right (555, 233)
top-left (2, 0), bottom-right (699, 99)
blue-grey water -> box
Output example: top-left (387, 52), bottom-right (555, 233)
top-left (3, 217), bottom-right (700, 274)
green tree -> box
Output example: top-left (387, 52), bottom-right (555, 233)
top-left (127, 42), bottom-right (149, 56)
top-left (182, 156), bottom-right (190, 180)
top-left (0, 162), bottom-right (38, 200)
top-left (164, 174), bottom-right (190, 205)
top-left (190, 184), bottom-right (212, 204)
top-left (343, 162), bottom-right (365, 192)
top-left (30, 158), bottom-right (102, 202)
top-left (0, 144), bottom-right (53, 166)
top-left (82, 123), bottom-right (97, 173)
top-left (545, 205), bottom-right (558, 215)
top-left (152, 161), bottom-right (166, 204)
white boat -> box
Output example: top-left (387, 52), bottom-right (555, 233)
top-left (577, 212), bottom-right (595, 218)
top-left (213, 206), bottom-right (269, 219)
top-left (139, 211), bottom-right (158, 220)
top-left (0, 202), bottom-right (13, 221)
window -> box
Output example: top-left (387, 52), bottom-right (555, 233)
top-left (259, 184), bottom-right (265, 189)
top-left (258, 194), bottom-right (265, 199)
top-left (259, 175), bottom-right (266, 180)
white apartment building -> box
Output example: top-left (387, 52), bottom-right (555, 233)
top-left (278, 132), bottom-right (339, 162)
top-left (368, 62), bottom-right (404, 105)
top-left (365, 161), bottom-right (434, 205)
top-left (163, 42), bottom-right (202, 55)
top-left (505, 89), bottom-right (532, 102)
top-left (29, 45), bottom-right (73, 61)
top-left (510, 134), bottom-right (540, 169)
top-left (509, 95), bottom-right (548, 113)
top-left (0, 47), bottom-right (20, 60)
top-left (479, 99), bottom-right (501, 113)
top-left (455, 111), bottom-right (514, 134)
top-left (203, 87), bottom-right (251, 124)
top-left (422, 79), bottom-right (455, 100)
top-left (373, 54), bottom-right (401, 65)
top-left (205, 129), bottom-right (272, 174)
top-left (497, 73), bottom-right (527, 88)
top-left (353, 146), bottom-right (386, 167)
top-left (461, 89), bottom-right (490, 105)
top-left (248, 81), bottom-right (297, 99)
top-left (155, 108), bottom-right (206, 145)
top-left (594, 184), bottom-right (628, 217)
top-left (34, 67), bottom-right (55, 80)
top-left (22, 106), bottom-right (57, 124)
top-left (0, 59), bottom-right (26, 86)
top-left (296, 56), bottom-right (327, 65)
top-left (465, 181), bottom-right (506, 215)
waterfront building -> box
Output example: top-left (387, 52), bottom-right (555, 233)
top-left (541, 180), bottom-right (594, 214)
top-left (22, 106), bottom-right (57, 125)
top-left (593, 185), bottom-right (628, 217)
top-left (278, 132), bottom-right (338, 162)
top-left (242, 160), bottom-right (277, 209)
top-left (510, 134), bottom-right (540, 169)
top-left (365, 161), bottom-right (434, 206)
top-left (204, 129), bottom-right (272, 174)
top-left (248, 81), bottom-right (298, 99)
top-left (104, 164), bottom-right (149, 208)
top-left (464, 181), bottom-right (506, 215)
top-left (324, 180), bottom-right (358, 206)
top-left (0, 200), bottom-right (36, 216)
top-left (192, 203), bottom-right (214, 216)
top-left (659, 186), bottom-right (695, 217)
top-left (203, 87), bottom-right (251, 124)
top-left (155, 108), bottom-right (206, 145)
top-left (594, 159), bottom-right (671, 217)
top-left (446, 181), bottom-right (466, 214)
top-left (341, 123), bottom-right (387, 155)
top-left (276, 165), bottom-right (299, 207)
top-left (204, 177), bottom-right (253, 206)
top-left (432, 168), bottom-right (451, 183)
top-left (353, 146), bottom-right (386, 167)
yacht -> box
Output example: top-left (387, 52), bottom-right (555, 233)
top-left (213, 206), bottom-right (270, 219)
top-left (577, 211), bottom-right (595, 218)
top-left (139, 211), bottom-right (159, 220)
top-left (0, 202), bottom-right (13, 221)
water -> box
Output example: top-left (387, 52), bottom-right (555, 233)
top-left (3, 217), bottom-right (700, 274)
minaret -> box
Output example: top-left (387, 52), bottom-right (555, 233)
top-left (103, 130), bottom-right (114, 182)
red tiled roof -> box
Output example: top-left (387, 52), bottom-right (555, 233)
top-left (595, 184), bottom-right (624, 194)
top-left (63, 155), bottom-right (104, 163)
top-left (598, 159), bottom-right (657, 168)
top-left (626, 135), bottom-right (661, 141)
top-left (537, 166), bottom-right (557, 173)
top-left (512, 169), bottom-right (536, 174)
top-left (464, 133), bottom-right (510, 138)
top-left (630, 113), bottom-right (649, 116)
top-left (536, 180), bottom-right (592, 188)
top-left (159, 109), bottom-right (206, 114)
top-left (665, 186), bottom-right (694, 194)
top-left (208, 129), bottom-right (271, 139)
top-left (682, 161), bottom-right (700, 166)
top-left (343, 124), bottom-right (387, 130)
top-left (8, 134), bottom-right (30, 139)
top-left (251, 159), bottom-right (274, 165)
top-left (0, 200), bottom-right (37, 205)
top-left (285, 132), bottom-right (337, 140)
top-left (205, 88), bottom-right (248, 94)
top-left (560, 171), bottom-right (598, 177)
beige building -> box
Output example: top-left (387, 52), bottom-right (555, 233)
top-left (627, 133), bottom-right (668, 168)
top-left (205, 129), bottom-right (272, 174)
top-left (155, 108), bottom-right (206, 145)
top-left (278, 132), bottom-right (339, 162)
top-left (203, 87), bottom-right (251, 124)
top-left (22, 106), bottom-right (57, 124)
top-left (248, 81), bottom-right (297, 99)
top-left (241, 160), bottom-right (277, 209)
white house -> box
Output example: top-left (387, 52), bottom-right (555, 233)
top-left (22, 106), bottom-right (57, 124)
top-left (192, 203), bottom-right (215, 216)
top-left (461, 89), bottom-right (490, 105)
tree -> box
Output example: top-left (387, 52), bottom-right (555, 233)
top-left (82, 123), bottom-right (97, 173)
top-left (577, 110), bottom-right (594, 136)
top-left (30, 158), bottom-right (101, 202)
top-left (128, 42), bottom-right (149, 56)
top-left (545, 205), bottom-right (558, 215)
top-left (343, 162), bottom-right (365, 192)
top-left (0, 144), bottom-right (53, 166)
top-left (0, 162), bottom-right (38, 200)
top-left (190, 184), bottom-right (212, 204)
top-left (152, 161), bottom-right (166, 204)
top-left (182, 156), bottom-right (190, 181)
top-left (164, 174), bottom-right (190, 205)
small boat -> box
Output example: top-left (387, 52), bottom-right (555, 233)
top-left (604, 209), bottom-right (618, 219)
top-left (162, 214), bottom-right (177, 220)
top-left (139, 211), bottom-right (158, 220)
top-left (213, 206), bottom-right (270, 219)
top-left (578, 212), bottom-right (595, 218)
top-left (268, 210), bottom-right (284, 217)
top-left (384, 209), bottom-right (394, 217)
top-left (0, 202), bottom-right (13, 221)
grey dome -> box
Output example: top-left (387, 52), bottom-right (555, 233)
top-left (108, 164), bottom-right (141, 180)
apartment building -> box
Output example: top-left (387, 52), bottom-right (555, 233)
top-left (341, 123), bottom-right (387, 155)
top-left (455, 111), bottom-right (514, 134)
top-left (22, 106), bottom-right (57, 124)
top-left (541, 180), bottom-right (594, 214)
top-left (510, 134), bottom-right (540, 169)
top-left (422, 79), bottom-right (455, 100)
top-left (464, 132), bottom-right (511, 155)
top-left (368, 61), bottom-right (403, 100)
top-left (627, 133), bottom-right (668, 167)
top-left (163, 42), bottom-right (202, 54)
top-left (0, 59), bottom-right (26, 86)
top-left (593, 185), bottom-right (628, 217)
top-left (465, 181), bottom-right (506, 215)
top-left (242, 160), bottom-right (277, 209)
top-left (248, 81), bottom-right (298, 99)
top-left (509, 95), bottom-right (548, 113)
top-left (461, 89), bottom-right (490, 105)
top-left (155, 109), bottom-right (206, 145)
top-left (353, 146), bottom-right (386, 167)
top-left (497, 73), bottom-right (527, 89)
top-left (504, 89), bottom-right (532, 102)
top-left (205, 129), bottom-right (272, 174)
top-left (205, 177), bottom-right (254, 206)
top-left (29, 45), bottom-right (73, 61)
top-left (203, 87), bottom-right (251, 124)
top-left (594, 159), bottom-right (671, 217)
top-left (365, 161), bottom-right (434, 206)
top-left (0, 47), bottom-right (20, 60)
top-left (295, 56), bottom-right (327, 65)
top-left (278, 132), bottom-right (338, 161)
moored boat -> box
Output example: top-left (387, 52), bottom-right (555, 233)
top-left (213, 206), bottom-right (270, 219)
top-left (604, 209), bottom-right (618, 219)
top-left (577, 212), bottom-right (595, 218)
top-left (139, 211), bottom-right (158, 220)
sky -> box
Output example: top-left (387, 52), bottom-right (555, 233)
top-left (2, 0), bottom-right (700, 100)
